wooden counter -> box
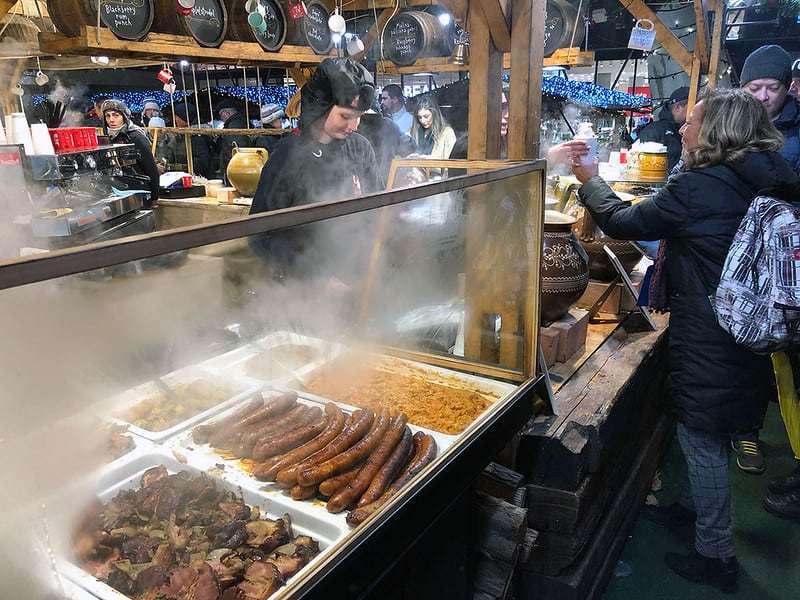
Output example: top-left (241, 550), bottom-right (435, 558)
top-left (155, 198), bottom-right (251, 230)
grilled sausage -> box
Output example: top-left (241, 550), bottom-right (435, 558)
top-left (251, 412), bottom-right (328, 461)
top-left (232, 403), bottom-right (312, 458)
top-left (252, 403), bottom-right (344, 482)
top-left (208, 391), bottom-right (297, 447)
top-left (357, 426), bottom-right (414, 507)
top-left (290, 484), bottom-right (318, 500)
top-left (326, 412), bottom-right (408, 513)
top-left (275, 409), bottom-right (374, 488)
top-left (297, 408), bottom-right (390, 488)
top-left (346, 432), bottom-right (437, 526)
top-left (192, 393), bottom-right (265, 444)
top-left (317, 463), bottom-right (364, 498)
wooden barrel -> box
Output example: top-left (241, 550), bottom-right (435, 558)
top-left (151, 0), bottom-right (228, 47)
top-left (48, 0), bottom-right (154, 40)
top-left (544, 0), bottom-right (585, 57)
top-left (382, 11), bottom-right (454, 66)
top-left (282, 0), bottom-right (333, 55)
top-left (224, 0), bottom-right (287, 51)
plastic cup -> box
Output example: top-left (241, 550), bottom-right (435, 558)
top-left (182, 175), bottom-right (193, 188)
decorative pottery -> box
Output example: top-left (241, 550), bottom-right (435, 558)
top-left (569, 205), bottom-right (642, 281)
top-left (226, 147), bottom-right (268, 197)
top-left (540, 210), bottom-right (589, 323)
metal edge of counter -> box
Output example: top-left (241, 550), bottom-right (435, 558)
top-left (282, 375), bottom-right (540, 598)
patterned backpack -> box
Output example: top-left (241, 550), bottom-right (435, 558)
top-left (711, 192), bottom-right (800, 354)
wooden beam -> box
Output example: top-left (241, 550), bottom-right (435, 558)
top-left (689, 54), bottom-right (702, 109)
top-left (707, 0), bottom-right (725, 89)
top-left (468, 0), bottom-right (504, 160)
top-left (375, 57), bottom-right (471, 74)
top-left (477, 0), bottom-right (512, 54)
top-left (0, 1), bottom-right (14, 21)
top-left (623, 0), bottom-right (692, 74)
top-left (693, 0), bottom-right (709, 73)
top-left (38, 27), bottom-right (329, 67)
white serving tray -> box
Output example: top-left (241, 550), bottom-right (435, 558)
top-left (107, 366), bottom-right (260, 444)
top-left (198, 331), bottom-right (344, 384)
top-left (62, 447), bottom-right (347, 600)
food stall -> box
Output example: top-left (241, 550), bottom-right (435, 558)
top-left (0, 159), bottom-right (548, 598)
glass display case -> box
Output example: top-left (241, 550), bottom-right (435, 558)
top-left (0, 159), bottom-right (546, 599)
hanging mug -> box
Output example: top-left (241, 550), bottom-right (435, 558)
top-left (248, 11), bottom-right (268, 34)
top-left (288, 0), bottom-right (307, 19)
top-left (627, 19), bottom-right (656, 51)
top-left (176, 0), bottom-right (195, 16)
top-left (158, 67), bottom-right (174, 84)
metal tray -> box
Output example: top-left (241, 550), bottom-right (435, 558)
top-left (107, 367), bottom-right (260, 444)
top-left (199, 331), bottom-right (344, 384)
top-left (61, 448), bottom-right (346, 600)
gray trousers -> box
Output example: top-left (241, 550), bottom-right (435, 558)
top-left (675, 422), bottom-right (735, 559)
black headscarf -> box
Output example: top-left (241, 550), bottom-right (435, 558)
top-left (299, 57), bottom-right (375, 130)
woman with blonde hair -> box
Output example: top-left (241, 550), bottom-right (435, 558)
top-left (571, 87), bottom-right (799, 593)
top-left (411, 95), bottom-right (456, 160)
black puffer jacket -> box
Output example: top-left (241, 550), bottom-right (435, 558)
top-left (578, 151), bottom-right (799, 433)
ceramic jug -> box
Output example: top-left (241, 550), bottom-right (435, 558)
top-left (569, 205), bottom-right (642, 281)
top-left (540, 210), bottom-right (589, 323)
top-left (226, 147), bottom-right (268, 197)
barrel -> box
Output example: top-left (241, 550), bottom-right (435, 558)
top-left (281, 0), bottom-right (333, 54)
top-left (151, 0), bottom-right (228, 47)
top-left (544, 0), bottom-right (585, 57)
top-left (47, 0), bottom-right (154, 41)
top-left (382, 11), bottom-right (454, 67)
top-left (224, 0), bottom-right (287, 51)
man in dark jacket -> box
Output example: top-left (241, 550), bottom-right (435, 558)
top-left (171, 101), bottom-right (213, 178)
top-left (357, 99), bottom-right (415, 186)
top-left (216, 98), bottom-right (251, 184)
top-left (740, 44), bottom-right (800, 173)
top-left (637, 86), bottom-right (689, 172)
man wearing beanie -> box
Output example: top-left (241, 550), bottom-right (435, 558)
top-left (740, 44), bottom-right (800, 172)
top-left (637, 86), bottom-right (689, 171)
top-left (790, 58), bottom-right (800, 95)
top-left (142, 97), bottom-right (165, 128)
top-left (249, 57), bottom-right (382, 282)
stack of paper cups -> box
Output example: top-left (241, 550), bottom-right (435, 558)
top-left (11, 113), bottom-right (34, 155)
top-left (30, 123), bottom-right (55, 155)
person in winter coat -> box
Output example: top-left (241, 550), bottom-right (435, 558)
top-left (101, 98), bottom-right (160, 207)
top-left (357, 98), bottom-right (415, 186)
top-left (637, 86), bottom-right (689, 172)
top-left (570, 88), bottom-right (800, 594)
top-left (169, 101), bottom-right (213, 179)
top-left (740, 44), bottom-right (800, 173)
top-left (249, 57), bottom-right (382, 281)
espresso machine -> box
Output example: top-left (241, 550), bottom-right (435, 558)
top-left (1, 140), bottom-right (155, 259)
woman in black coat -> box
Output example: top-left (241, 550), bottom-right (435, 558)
top-left (101, 99), bottom-right (160, 207)
top-left (571, 88), bottom-right (799, 593)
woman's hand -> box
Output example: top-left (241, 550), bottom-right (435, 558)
top-left (547, 140), bottom-right (590, 166)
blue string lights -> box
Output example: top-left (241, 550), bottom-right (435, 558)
top-left (542, 76), bottom-right (650, 110)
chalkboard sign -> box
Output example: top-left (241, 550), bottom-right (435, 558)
top-left (183, 0), bottom-right (228, 47)
top-left (303, 0), bottom-right (333, 55)
top-left (254, 0), bottom-right (287, 51)
top-left (99, 0), bottom-right (154, 41)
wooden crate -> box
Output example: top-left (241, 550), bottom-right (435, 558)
top-left (544, 48), bottom-right (595, 67)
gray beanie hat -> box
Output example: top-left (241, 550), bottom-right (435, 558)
top-left (142, 97), bottom-right (160, 112)
top-left (740, 44), bottom-right (792, 89)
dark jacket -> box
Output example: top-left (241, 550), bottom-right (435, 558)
top-left (636, 105), bottom-right (683, 172)
top-left (169, 133), bottom-right (214, 179)
top-left (578, 151), bottom-right (799, 433)
top-left (356, 113), bottom-right (415, 186)
top-left (107, 126), bottom-right (160, 206)
top-left (219, 111), bottom-right (251, 183)
top-left (774, 95), bottom-right (800, 173)
top-left (249, 130), bottom-right (382, 279)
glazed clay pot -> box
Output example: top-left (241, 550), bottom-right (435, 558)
top-left (226, 147), bottom-right (268, 197)
top-left (540, 210), bottom-right (589, 323)
top-left (569, 205), bottom-right (642, 281)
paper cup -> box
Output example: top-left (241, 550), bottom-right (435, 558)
top-left (31, 123), bottom-right (55, 155)
top-left (576, 136), bottom-right (597, 166)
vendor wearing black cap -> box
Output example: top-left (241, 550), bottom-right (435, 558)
top-left (249, 57), bottom-right (382, 280)
top-left (101, 98), bottom-right (160, 207)
top-left (740, 44), bottom-right (800, 172)
top-left (636, 86), bottom-right (689, 172)
top-left (169, 102), bottom-right (213, 179)
top-left (216, 97), bottom-right (251, 184)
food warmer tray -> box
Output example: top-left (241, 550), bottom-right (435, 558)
top-left (106, 366), bottom-right (261, 444)
top-left (60, 448), bottom-right (344, 600)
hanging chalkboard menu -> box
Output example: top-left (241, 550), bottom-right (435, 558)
top-left (182, 0), bottom-right (228, 47)
top-left (98, 0), bottom-right (154, 41)
top-left (302, 0), bottom-right (333, 55)
top-left (254, 0), bottom-right (287, 52)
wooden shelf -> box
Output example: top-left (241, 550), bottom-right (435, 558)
top-left (375, 57), bottom-right (471, 74)
top-left (38, 26), bottom-right (331, 67)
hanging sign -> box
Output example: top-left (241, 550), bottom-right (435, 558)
top-left (627, 19), bottom-right (656, 51)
